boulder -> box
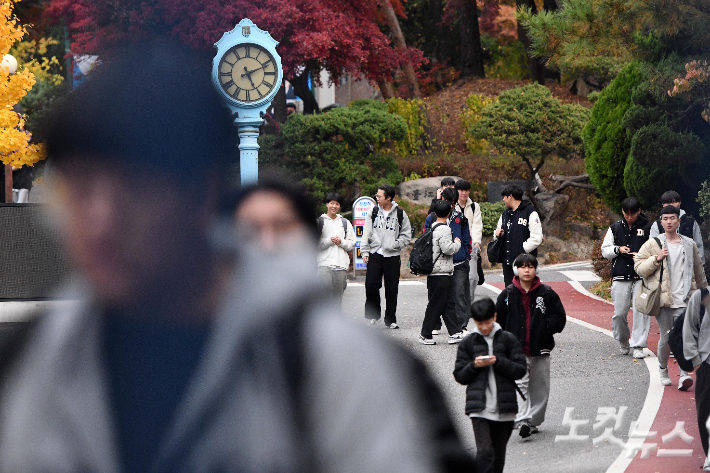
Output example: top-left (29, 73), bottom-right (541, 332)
top-left (487, 180), bottom-right (527, 203)
top-left (397, 176), bottom-right (462, 206)
top-left (531, 192), bottom-right (570, 239)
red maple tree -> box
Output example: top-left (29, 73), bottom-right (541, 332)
top-left (46, 0), bottom-right (424, 112)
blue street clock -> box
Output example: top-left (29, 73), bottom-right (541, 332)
top-left (212, 19), bottom-right (283, 184)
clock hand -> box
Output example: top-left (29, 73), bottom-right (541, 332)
top-left (242, 66), bottom-right (256, 88)
top-left (241, 64), bottom-right (266, 77)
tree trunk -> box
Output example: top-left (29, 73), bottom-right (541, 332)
top-left (271, 84), bottom-right (287, 123)
top-left (430, 0), bottom-right (453, 66)
top-left (459, 0), bottom-right (485, 78)
top-left (290, 69), bottom-right (320, 114)
top-left (378, 79), bottom-right (395, 99)
top-left (516, 0), bottom-right (545, 85)
top-left (381, 0), bottom-right (422, 99)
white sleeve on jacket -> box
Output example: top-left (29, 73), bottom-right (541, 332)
top-left (649, 220), bottom-right (660, 238)
top-left (693, 221), bottom-right (705, 265)
top-left (470, 203), bottom-right (483, 244)
top-left (493, 215), bottom-right (503, 241)
top-left (601, 227), bottom-right (618, 260)
top-left (522, 211), bottom-right (543, 253)
top-left (340, 219), bottom-right (356, 252)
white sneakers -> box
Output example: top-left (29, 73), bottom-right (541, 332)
top-left (620, 343), bottom-right (630, 355)
top-left (418, 335), bottom-right (436, 345)
top-left (448, 332), bottom-right (464, 344)
top-left (431, 330), bottom-right (439, 335)
top-left (659, 367), bottom-right (672, 386)
top-left (678, 374), bottom-right (693, 391)
top-left (633, 348), bottom-right (646, 359)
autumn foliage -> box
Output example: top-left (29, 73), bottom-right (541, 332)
top-left (46, 0), bottom-right (424, 85)
top-left (1, 0), bottom-right (45, 167)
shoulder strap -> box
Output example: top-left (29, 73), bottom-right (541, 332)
top-left (371, 206), bottom-right (379, 223)
top-left (341, 217), bottom-right (348, 237)
top-left (652, 237), bottom-right (664, 283)
top-left (701, 288), bottom-right (709, 323)
top-left (397, 206), bottom-right (404, 228)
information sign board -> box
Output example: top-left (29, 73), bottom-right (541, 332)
top-left (352, 196), bottom-right (376, 271)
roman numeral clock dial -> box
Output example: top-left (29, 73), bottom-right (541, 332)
top-left (218, 44), bottom-right (277, 104)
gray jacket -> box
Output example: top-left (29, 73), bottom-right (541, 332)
top-left (0, 250), bottom-right (454, 473)
top-left (431, 223), bottom-right (461, 276)
top-left (683, 289), bottom-right (710, 367)
top-left (361, 202), bottom-right (412, 258)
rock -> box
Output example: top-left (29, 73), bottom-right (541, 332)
top-left (397, 176), bottom-right (462, 206)
top-left (486, 180), bottom-right (527, 203)
top-left (531, 192), bottom-right (570, 239)
top-left (568, 222), bottom-right (594, 238)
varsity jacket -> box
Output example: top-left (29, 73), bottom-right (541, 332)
top-left (424, 209), bottom-right (471, 264)
top-left (650, 209), bottom-right (705, 264)
top-left (634, 233), bottom-right (708, 308)
top-left (453, 324), bottom-right (526, 416)
top-left (601, 213), bottom-right (651, 281)
top-left (495, 279), bottom-right (567, 356)
top-left (361, 202), bottom-right (412, 258)
top-left (493, 200), bottom-right (543, 266)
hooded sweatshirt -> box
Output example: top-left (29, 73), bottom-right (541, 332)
top-left (361, 202), bottom-right (412, 258)
top-left (513, 275), bottom-right (542, 356)
top-left (317, 213), bottom-right (356, 270)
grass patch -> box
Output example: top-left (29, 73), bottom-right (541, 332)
top-left (589, 280), bottom-right (612, 302)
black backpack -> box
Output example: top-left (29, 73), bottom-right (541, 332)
top-left (317, 216), bottom-right (348, 237)
top-left (409, 223), bottom-right (444, 275)
top-left (669, 287), bottom-right (708, 372)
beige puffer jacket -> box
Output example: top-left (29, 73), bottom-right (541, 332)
top-left (634, 234), bottom-right (707, 308)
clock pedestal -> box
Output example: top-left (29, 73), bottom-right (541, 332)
top-left (234, 117), bottom-right (262, 184)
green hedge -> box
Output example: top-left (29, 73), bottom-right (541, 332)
top-left (480, 201), bottom-right (506, 236)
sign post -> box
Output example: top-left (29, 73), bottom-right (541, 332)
top-left (352, 196), bottom-right (376, 277)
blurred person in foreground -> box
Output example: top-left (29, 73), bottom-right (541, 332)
top-left (0, 41), bottom-right (475, 473)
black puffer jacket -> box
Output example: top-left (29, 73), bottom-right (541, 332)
top-left (453, 329), bottom-right (527, 415)
top-left (495, 283), bottom-right (566, 356)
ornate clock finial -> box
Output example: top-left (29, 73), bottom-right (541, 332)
top-left (212, 19), bottom-right (282, 184)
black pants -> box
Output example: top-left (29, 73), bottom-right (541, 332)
top-left (364, 253), bottom-right (401, 326)
top-left (503, 264), bottom-right (515, 287)
top-left (421, 275), bottom-right (460, 338)
top-left (470, 418), bottom-right (514, 473)
top-left (697, 363), bottom-right (710, 456)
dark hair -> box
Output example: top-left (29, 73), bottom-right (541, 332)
top-left (661, 205), bottom-right (680, 217)
top-left (432, 199), bottom-right (452, 218)
top-left (660, 190), bottom-right (681, 205)
top-left (454, 179), bottom-right (471, 191)
top-left (233, 169), bottom-right (319, 238)
top-left (440, 177), bottom-right (456, 187)
top-left (501, 185), bottom-right (524, 201)
top-left (441, 187), bottom-right (459, 204)
top-left (621, 196), bottom-right (641, 214)
top-left (286, 102), bottom-right (296, 109)
top-left (325, 193), bottom-right (343, 205)
top-left (39, 40), bottom-right (236, 188)
top-left (513, 253), bottom-right (538, 269)
top-left (378, 184), bottom-right (396, 201)
top-left (471, 298), bottom-right (496, 322)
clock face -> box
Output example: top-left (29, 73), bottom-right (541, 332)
top-left (217, 44), bottom-right (277, 104)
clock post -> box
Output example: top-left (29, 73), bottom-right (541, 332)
top-left (212, 19), bottom-right (282, 184)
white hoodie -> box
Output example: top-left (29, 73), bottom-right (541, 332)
top-left (317, 213), bottom-right (356, 270)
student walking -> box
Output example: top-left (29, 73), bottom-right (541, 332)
top-left (636, 205), bottom-right (707, 389)
top-left (454, 298), bottom-right (527, 473)
top-left (317, 193), bottom-right (356, 306)
top-left (362, 184), bottom-right (412, 329)
top-left (455, 179), bottom-right (483, 314)
top-left (495, 254), bottom-right (566, 437)
top-left (419, 200), bottom-right (464, 345)
top-left (601, 196), bottom-right (652, 359)
top-left (650, 190), bottom-right (705, 264)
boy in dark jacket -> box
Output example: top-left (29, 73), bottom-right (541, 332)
top-left (454, 298), bottom-right (526, 473)
top-left (495, 254), bottom-right (566, 438)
